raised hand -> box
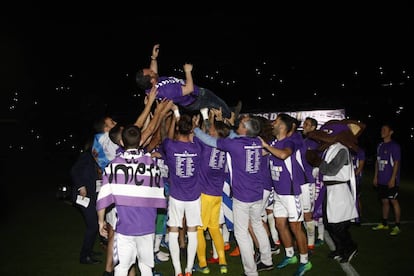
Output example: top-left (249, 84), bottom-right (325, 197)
top-left (152, 44), bottom-right (160, 59)
top-left (183, 63), bottom-right (193, 73)
top-left (193, 114), bottom-right (200, 128)
top-left (211, 107), bottom-right (223, 121)
top-left (146, 86), bottom-right (158, 104)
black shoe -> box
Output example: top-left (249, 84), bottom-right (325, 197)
top-left (254, 251), bottom-right (261, 264)
top-left (233, 100), bottom-right (243, 119)
top-left (100, 236), bottom-right (108, 246)
top-left (91, 250), bottom-right (103, 257)
top-left (271, 244), bottom-right (281, 255)
top-left (80, 255), bottom-right (102, 265)
top-left (327, 250), bottom-right (342, 261)
top-left (257, 261), bottom-right (274, 272)
top-left (102, 271), bottom-right (114, 276)
top-left (340, 248), bottom-right (358, 263)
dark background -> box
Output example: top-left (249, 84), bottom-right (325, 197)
top-left (1, 11), bottom-right (413, 172)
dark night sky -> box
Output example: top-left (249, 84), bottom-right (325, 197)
top-left (1, 12), bottom-right (413, 165)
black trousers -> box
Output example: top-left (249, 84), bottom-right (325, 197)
top-left (78, 202), bottom-right (99, 261)
top-left (184, 88), bottom-right (232, 119)
top-left (323, 194), bottom-right (356, 255)
top-left (325, 220), bottom-right (356, 255)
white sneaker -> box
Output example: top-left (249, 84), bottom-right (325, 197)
top-left (200, 108), bottom-right (209, 120)
top-left (155, 251), bottom-right (169, 262)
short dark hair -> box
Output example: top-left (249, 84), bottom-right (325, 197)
top-left (177, 114), bottom-right (193, 135)
top-left (382, 121), bottom-right (395, 131)
top-left (122, 125), bottom-right (141, 149)
top-left (135, 69), bottom-right (153, 90)
top-left (92, 116), bottom-right (107, 133)
top-left (292, 117), bottom-right (301, 129)
top-left (305, 117), bottom-right (318, 128)
top-left (277, 113), bottom-right (295, 133)
top-left (253, 115), bottom-right (274, 142)
top-left (214, 120), bottom-right (231, 138)
top-left (109, 124), bottom-right (123, 145)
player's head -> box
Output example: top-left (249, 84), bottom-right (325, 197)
top-left (122, 125), bottom-right (141, 149)
top-left (136, 69), bottom-right (158, 90)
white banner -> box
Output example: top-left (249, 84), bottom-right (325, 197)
top-left (249, 109), bottom-right (346, 129)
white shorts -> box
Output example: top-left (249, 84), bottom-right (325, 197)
top-left (265, 189), bottom-right (275, 211)
top-left (114, 232), bottom-right (154, 275)
top-left (106, 206), bottom-right (118, 230)
top-left (167, 196), bottom-right (202, 228)
top-left (273, 193), bottom-right (304, 222)
top-left (300, 183), bottom-right (315, 213)
top-left (261, 189), bottom-right (271, 220)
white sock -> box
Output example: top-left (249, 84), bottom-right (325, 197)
top-left (168, 232), bottom-right (181, 276)
top-left (222, 224), bottom-right (230, 244)
top-left (285, 246), bottom-right (295, 257)
top-left (300, 253), bottom-right (309, 264)
top-left (317, 219), bottom-right (324, 240)
top-left (154, 234), bottom-right (162, 252)
top-left (267, 213), bottom-right (279, 243)
top-left (305, 220), bottom-right (315, 246)
top-left (186, 231), bottom-right (198, 273)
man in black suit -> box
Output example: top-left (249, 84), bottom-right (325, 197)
top-left (71, 149), bottom-right (102, 265)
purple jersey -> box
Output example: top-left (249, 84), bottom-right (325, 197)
top-left (288, 132), bottom-right (306, 185)
top-left (260, 154), bottom-right (273, 191)
top-left (115, 206), bottom-right (157, 236)
top-left (199, 143), bottom-right (227, 196)
top-left (269, 138), bottom-right (302, 196)
top-left (303, 137), bottom-right (320, 183)
top-left (289, 131), bottom-right (304, 152)
top-left (96, 149), bottom-right (165, 236)
top-left (161, 136), bottom-right (202, 201)
top-left (352, 148), bottom-right (365, 177)
top-left (217, 136), bottom-right (264, 203)
top-left (376, 140), bottom-right (401, 186)
top-left (146, 76), bottom-right (200, 106)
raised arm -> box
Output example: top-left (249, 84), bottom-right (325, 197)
top-left (261, 137), bottom-right (293, 160)
top-left (134, 86), bottom-right (158, 128)
top-left (150, 44), bottom-right (159, 74)
top-left (181, 63), bottom-right (195, 96)
top-left (158, 104), bottom-right (179, 142)
top-left (140, 99), bottom-right (174, 147)
top-left (145, 112), bottom-right (168, 152)
top-left (194, 126), bottom-right (218, 148)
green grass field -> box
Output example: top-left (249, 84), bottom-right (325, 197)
top-left (2, 156), bottom-right (412, 276)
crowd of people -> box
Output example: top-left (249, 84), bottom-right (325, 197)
top-left (70, 44), bottom-right (402, 276)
